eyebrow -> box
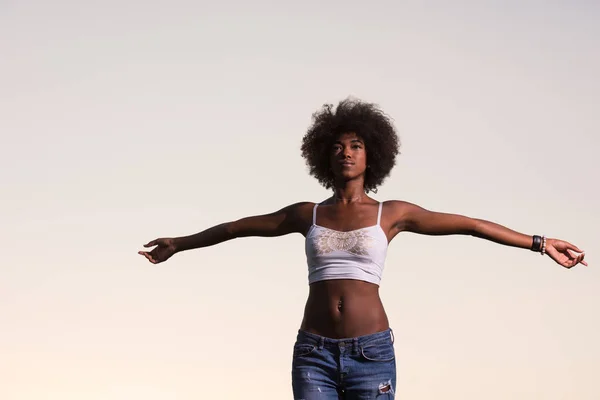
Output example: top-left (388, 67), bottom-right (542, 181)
top-left (334, 139), bottom-right (364, 145)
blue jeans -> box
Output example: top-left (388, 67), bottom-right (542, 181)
top-left (291, 329), bottom-right (396, 399)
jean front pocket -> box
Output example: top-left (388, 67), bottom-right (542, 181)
top-left (293, 343), bottom-right (316, 358)
top-left (360, 342), bottom-right (395, 362)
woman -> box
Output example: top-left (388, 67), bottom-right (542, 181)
top-left (139, 98), bottom-right (587, 399)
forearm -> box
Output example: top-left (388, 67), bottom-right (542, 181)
top-left (171, 203), bottom-right (306, 254)
top-left (174, 222), bottom-right (234, 252)
top-left (389, 201), bottom-right (585, 268)
top-left (399, 202), bottom-right (536, 251)
top-left (471, 219), bottom-right (533, 250)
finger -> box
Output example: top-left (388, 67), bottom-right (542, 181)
top-left (139, 251), bottom-right (156, 263)
top-left (566, 249), bottom-right (579, 258)
top-left (564, 261), bottom-right (574, 269)
top-left (568, 256), bottom-right (580, 268)
top-left (144, 240), bottom-right (158, 247)
top-left (581, 260), bottom-right (588, 266)
top-left (571, 253), bottom-right (585, 267)
top-left (565, 242), bottom-right (583, 253)
top-left (564, 257), bottom-right (574, 267)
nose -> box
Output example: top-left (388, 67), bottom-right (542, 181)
top-left (342, 146), bottom-right (352, 158)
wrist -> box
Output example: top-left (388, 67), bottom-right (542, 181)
top-left (530, 235), bottom-right (547, 255)
top-left (541, 235), bottom-right (547, 255)
top-left (531, 235), bottom-right (542, 251)
top-left (172, 237), bottom-right (186, 253)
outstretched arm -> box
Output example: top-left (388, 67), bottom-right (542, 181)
top-left (391, 201), bottom-right (587, 268)
top-left (139, 202), bottom-right (311, 264)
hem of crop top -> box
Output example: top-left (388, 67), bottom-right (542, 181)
top-left (309, 274), bottom-right (381, 285)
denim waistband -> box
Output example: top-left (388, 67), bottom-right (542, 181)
top-left (296, 328), bottom-right (394, 349)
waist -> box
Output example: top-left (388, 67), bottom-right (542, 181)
top-left (296, 327), bottom-right (394, 349)
top-left (300, 279), bottom-right (389, 338)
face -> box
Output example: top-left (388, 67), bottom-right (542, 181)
top-left (329, 132), bottom-right (367, 182)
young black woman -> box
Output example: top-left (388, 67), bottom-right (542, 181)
top-left (139, 98), bottom-right (587, 399)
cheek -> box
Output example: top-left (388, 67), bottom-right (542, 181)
top-left (359, 150), bottom-right (368, 164)
top-left (329, 158), bottom-right (339, 172)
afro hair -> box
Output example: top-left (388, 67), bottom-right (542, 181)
top-left (301, 97), bottom-right (400, 193)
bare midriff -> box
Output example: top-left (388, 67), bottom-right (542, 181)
top-left (299, 279), bottom-right (390, 339)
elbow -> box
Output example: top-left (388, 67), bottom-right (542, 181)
top-left (469, 218), bottom-right (486, 237)
top-left (223, 221), bottom-right (238, 239)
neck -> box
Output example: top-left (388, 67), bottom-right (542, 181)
top-left (332, 180), bottom-right (366, 204)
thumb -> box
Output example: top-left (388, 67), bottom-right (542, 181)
top-left (144, 239), bottom-right (158, 247)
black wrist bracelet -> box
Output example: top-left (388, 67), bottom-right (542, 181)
top-left (531, 235), bottom-right (542, 252)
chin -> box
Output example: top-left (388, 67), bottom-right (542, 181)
top-left (337, 172), bottom-right (364, 181)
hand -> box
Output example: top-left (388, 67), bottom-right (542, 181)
top-left (138, 238), bottom-right (178, 264)
top-left (545, 238), bottom-right (588, 268)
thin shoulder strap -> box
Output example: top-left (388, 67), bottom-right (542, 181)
top-left (312, 203), bottom-right (319, 225)
top-left (377, 202), bottom-right (383, 226)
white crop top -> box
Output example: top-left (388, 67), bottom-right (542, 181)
top-left (305, 202), bottom-right (389, 286)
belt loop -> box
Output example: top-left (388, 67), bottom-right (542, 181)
top-left (353, 338), bottom-right (358, 355)
top-left (319, 336), bottom-right (325, 350)
top-left (390, 329), bottom-right (395, 344)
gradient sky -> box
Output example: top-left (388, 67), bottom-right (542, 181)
top-left (1, 1), bottom-right (599, 399)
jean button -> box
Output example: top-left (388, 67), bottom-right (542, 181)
top-left (339, 342), bottom-right (345, 347)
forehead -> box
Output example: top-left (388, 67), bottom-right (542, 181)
top-left (335, 132), bottom-right (363, 143)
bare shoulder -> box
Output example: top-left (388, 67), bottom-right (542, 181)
top-left (381, 200), bottom-right (427, 227)
top-left (287, 201), bottom-right (316, 219)
top-left (285, 201), bottom-right (318, 234)
top-left (382, 200), bottom-right (422, 214)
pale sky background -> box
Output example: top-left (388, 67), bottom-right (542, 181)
top-left (1, 1), bottom-right (599, 399)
